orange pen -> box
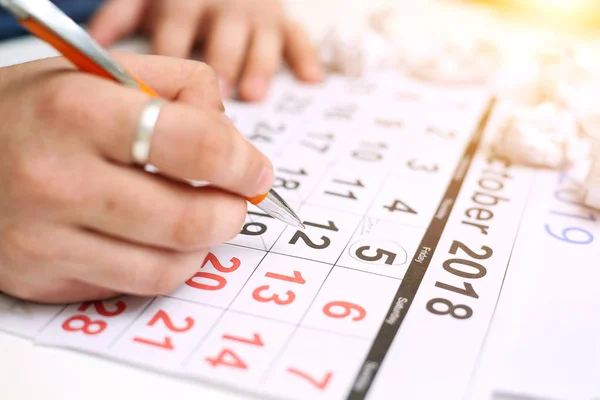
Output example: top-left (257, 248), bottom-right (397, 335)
top-left (1, 0), bottom-right (304, 229)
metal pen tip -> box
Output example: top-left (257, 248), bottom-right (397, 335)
top-left (253, 189), bottom-right (304, 229)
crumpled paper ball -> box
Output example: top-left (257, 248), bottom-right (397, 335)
top-left (578, 108), bottom-right (600, 210)
top-left (583, 158), bottom-right (600, 209)
top-left (397, 35), bottom-right (500, 85)
top-left (492, 102), bottom-right (590, 169)
top-left (318, 23), bottom-right (394, 77)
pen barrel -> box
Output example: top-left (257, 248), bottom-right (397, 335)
top-left (19, 18), bottom-right (160, 98)
top-left (21, 18), bottom-right (114, 80)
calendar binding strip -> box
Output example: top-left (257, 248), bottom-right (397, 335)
top-left (345, 97), bottom-right (497, 400)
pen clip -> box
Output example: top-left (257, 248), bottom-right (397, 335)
top-left (0, 0), bottom-right (158, 97)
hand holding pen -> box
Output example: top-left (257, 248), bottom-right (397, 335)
top-left (0, 0), bottom-right (302, 304)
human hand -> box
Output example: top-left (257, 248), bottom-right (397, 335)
top-left (87, 0), bottom-right (324, 102)
top-left (0, 53), bottom-right (272, 303)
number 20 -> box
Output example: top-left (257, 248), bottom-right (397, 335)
top-left (186, 253), bottom-right (241, 291)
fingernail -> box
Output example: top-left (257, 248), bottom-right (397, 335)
top-left (255, 165), bottom-right (275, 195)
top-left (305, 63), bottom-right (324, 81)
top-left (248, 75), bottom-right (269, 99)
top-left (218, 77), bottom-right (231, 99)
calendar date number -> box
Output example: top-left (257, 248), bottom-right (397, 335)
top-left (61, 299), bottom-right (127, 335)
top-left (289, 220), bottom-right (338, 250)
top-left (206, 332), bottom-right (264, 369)
top-left (252, 270), bottom-right (306, 306)
top-left (323, 301), bottom-right (366, 321)
top-left (287, 368), bottom-right (333, 390)
top-left (204, 330), bottom-right (334, 391)
top-left (186, 253), bottom-right (241, 291)
top-left (133, 310), bottom-right (194, 350)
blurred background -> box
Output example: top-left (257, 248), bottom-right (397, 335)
top-left (465, 0), bottom-right (600, 32)
top-left (283, 0), bottom-right (600, 84)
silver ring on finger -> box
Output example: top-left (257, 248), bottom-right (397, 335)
top-left (132, 98), bottom-right (167, 166)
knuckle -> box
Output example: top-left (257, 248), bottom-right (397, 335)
top-left (11, 157), bottom-right (51, 200)
top-left (10, 155), bottom-right (84, 208)
top-left (186, 62), bottom-right (224, 111)
top-left (35, 79), bottom-right (81, 126)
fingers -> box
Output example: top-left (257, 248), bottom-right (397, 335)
top-left (62, 228), bottom-right (209, 297)
top-left (283, 19), bottom-right (324, 83)
top-left (87, 0), bottom-right (147, 47)
top-left (111, 52), bottom-right (223, 111)
top-left (148, 100), bottom-right (274, 197)
top-left (43, 73), bottom-right (273, 197)
top-left (0, 224), bottom-right (118, 303)
top-left (2, 274), bottom-right (118, 304)
top-left (203, 11), bottom-right (252, 99)
top-left (0, 223), bottom-right (208, 299)
top-left (151, 0), bottom-right (206, 59)
top-left (77, 159), bottom-right (247, 251)
top-left (238, 26), bottom-right (284, 102)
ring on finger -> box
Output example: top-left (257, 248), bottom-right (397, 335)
top-left (132, 98), bottom-right (167, 166)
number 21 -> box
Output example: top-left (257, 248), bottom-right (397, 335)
top-left (133, 310), bottom-right (194, 350)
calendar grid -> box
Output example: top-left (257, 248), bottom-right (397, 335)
top-left (162, 294), bottom-right (229, 310)
top-left (346, 97), bottom-right (497, 400)
top-left (108, 297), bottom-right (157, 348)
top-left (180, 308), bottom-right (225, 367)
top-left (180, 247), bottom-right (272, 367)
top-left (36, 304), bottom-right (68, 334)
top-left (183, 307), bottom-right (374, 341)
top-left (224, 246), bottom-right (327, 267)
top-left (329, 265), bottom-right (404, 280)
top-left (226, 236), bottom-right (408, 284)
top-left (0, 72), bottom-right (514, 400)
top-left (247, 213), bottom-right (270, 252)
top-left (202, 81), bottom-right (487, 395)
top-left (223, 249), bottom-right (270, 309)
top-left (256, 118), bottom-right (425, 387)
top-left (177, 96), bottom-right (393, 389)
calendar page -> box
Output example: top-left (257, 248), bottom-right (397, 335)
top-left (0, 69), bottom-right (598, 400)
